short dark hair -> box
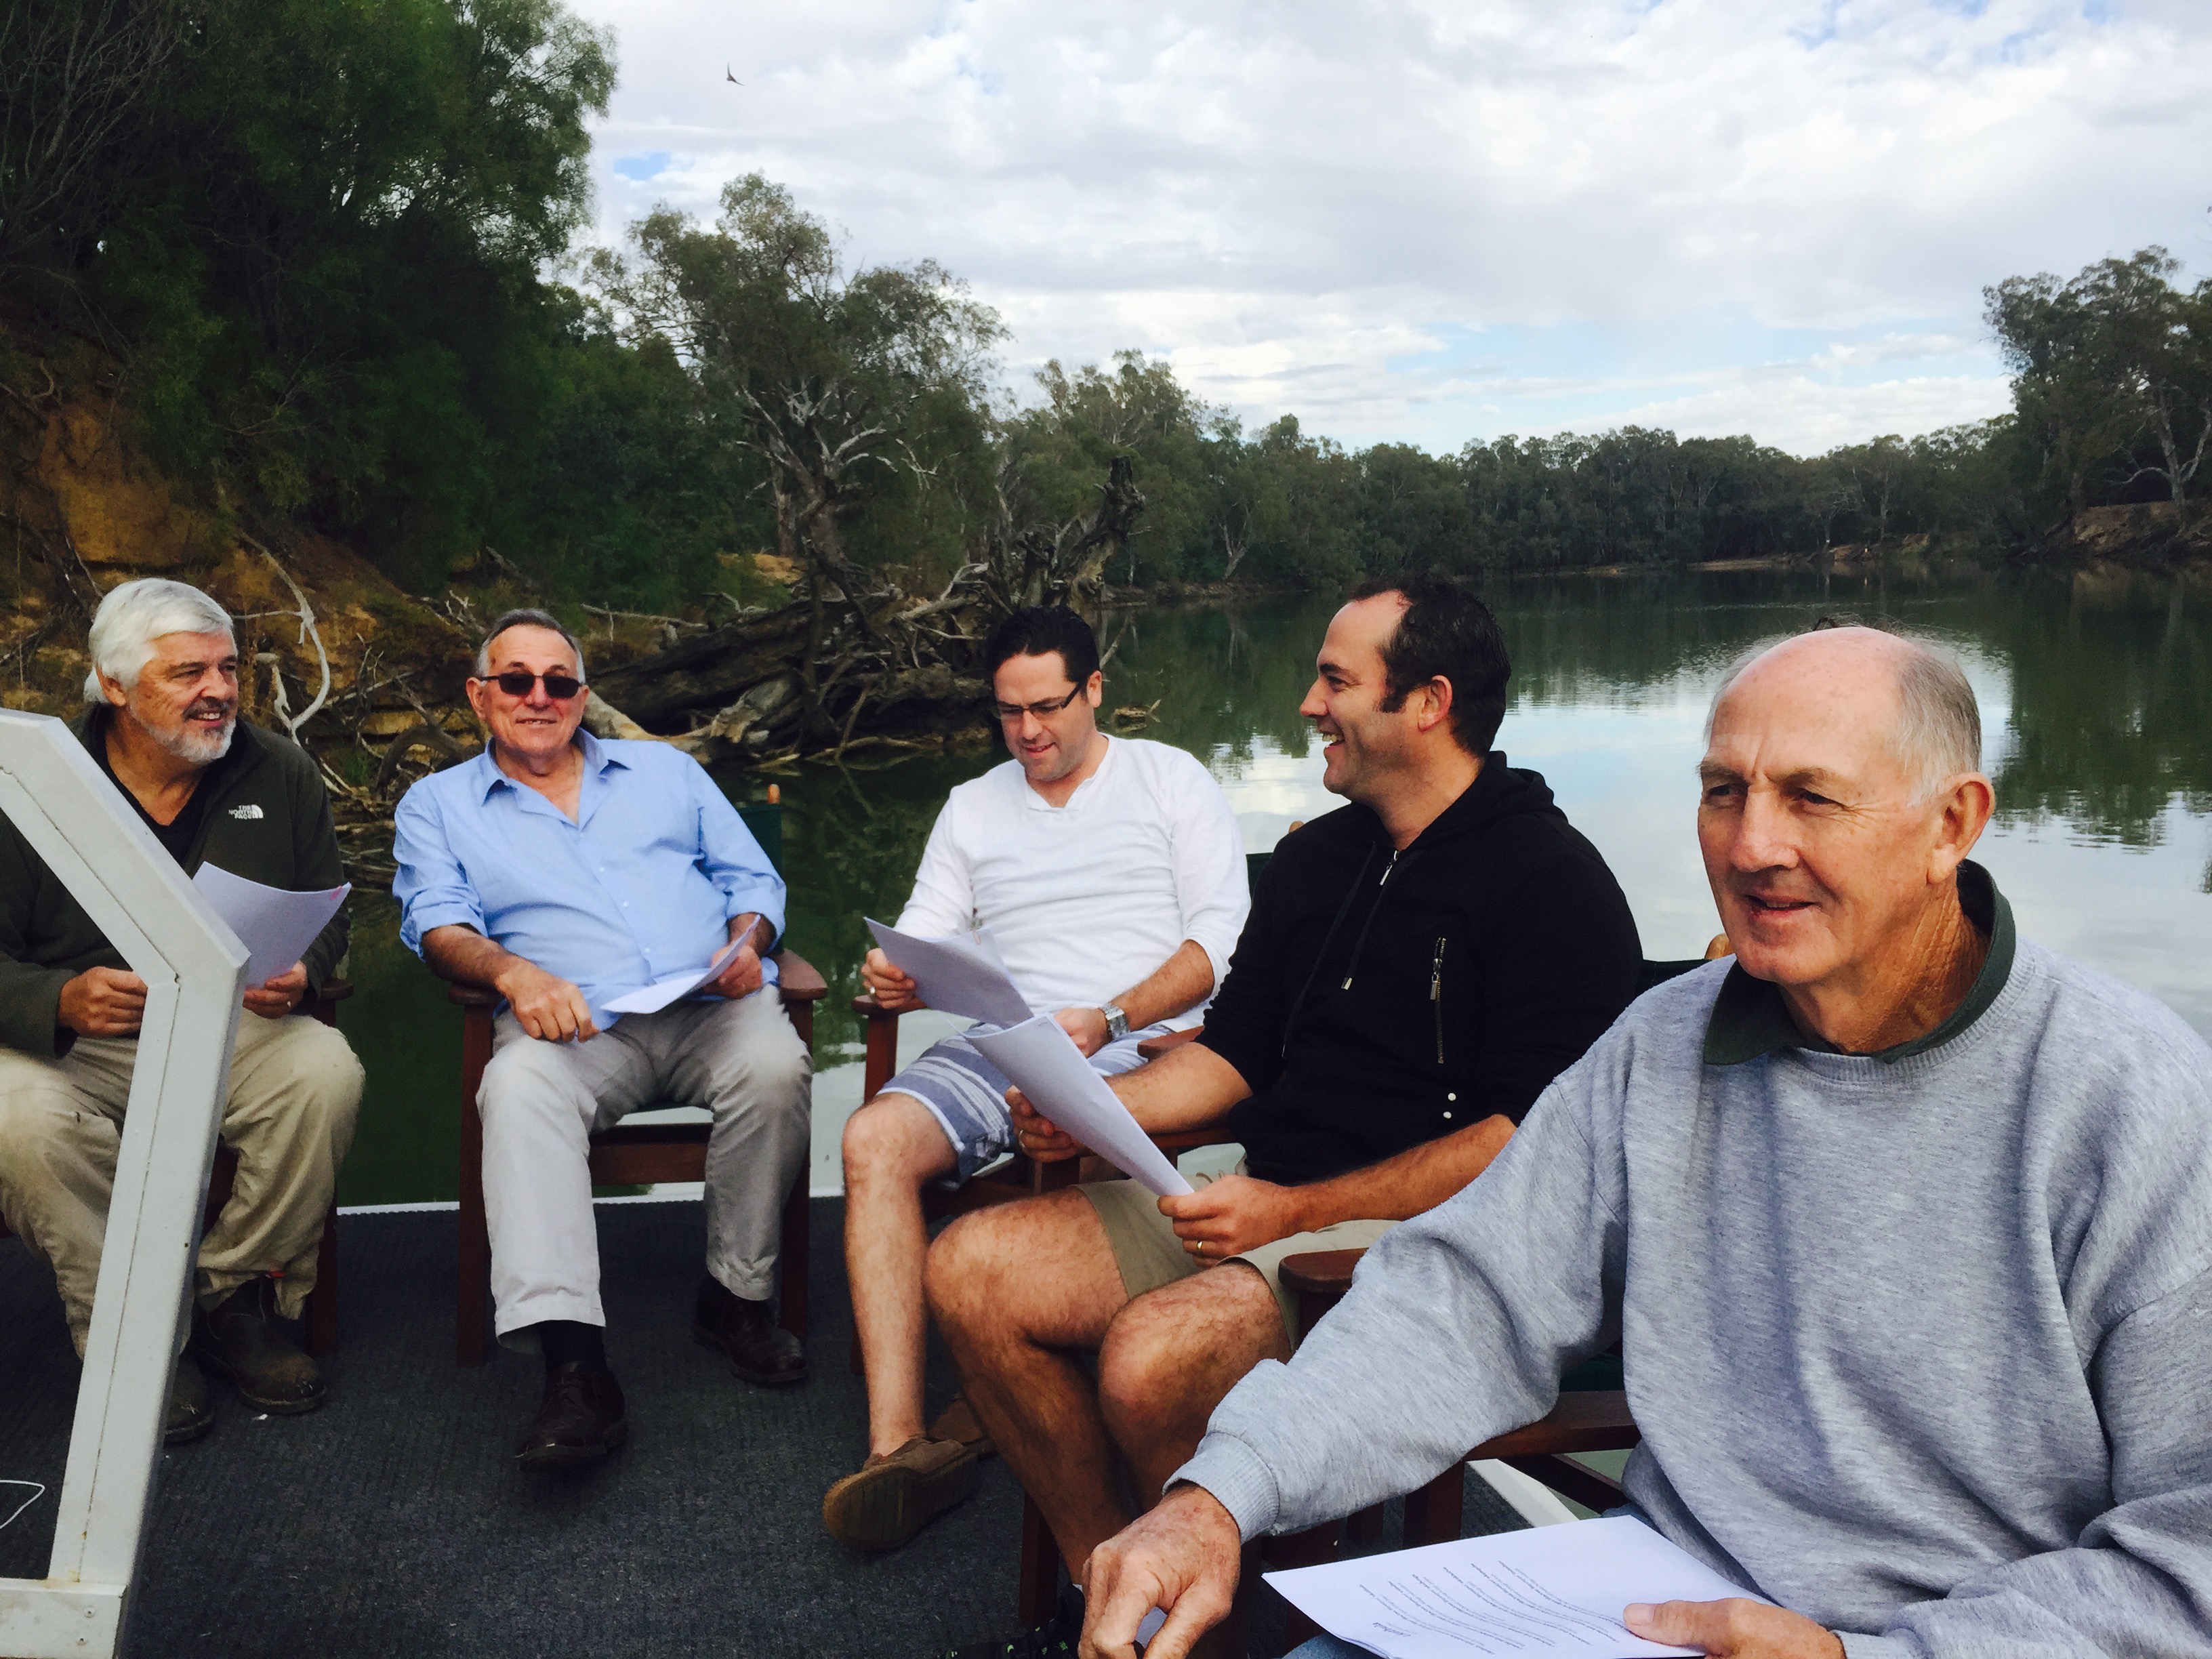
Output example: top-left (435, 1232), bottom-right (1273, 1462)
top-left (476, 608), bottom-right (586, 680)
top-left (1347, 575), bottom-right (1511, 754)
top-left (982, 606), bottom-right (1100, 687)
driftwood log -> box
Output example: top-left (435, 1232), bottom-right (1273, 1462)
top-left (587, 455), bottom-right (1147, 761)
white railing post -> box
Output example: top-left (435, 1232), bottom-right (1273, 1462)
top-left (0, 710), bottom-right (247, 1659)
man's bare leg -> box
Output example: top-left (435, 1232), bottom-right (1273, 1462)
top-left (840, 1091), bottom-right (960, 1456)
top-left (926, 1189), bottom-right (1131, 1578)
top-left (1097, 1264), bottom-right (1291, 1503)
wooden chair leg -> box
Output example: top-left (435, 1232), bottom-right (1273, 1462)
top-left (862, 1004), bottom-right (899, 1103)
top-left (1262, 1520), bottom-right (1340, 1650)
top-left (304, 1205), bottom-right (340, 1357)
top-left (1402, 1460), bottom-right (1465, 1549)
top-left (779, 1163), bottom-right (808, 1343)
top-left (457, 1008), bottom-right (493, 1367)
top-left (1018, 1494), bottom-right (1062, 1629)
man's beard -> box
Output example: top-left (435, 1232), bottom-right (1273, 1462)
top-left (147, 700), bottom-right (236, 764)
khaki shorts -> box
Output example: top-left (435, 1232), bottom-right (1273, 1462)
top-left (1080, 1161), bottom-right (1396, 1342)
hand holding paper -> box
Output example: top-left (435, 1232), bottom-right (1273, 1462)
top-left (864, 918), bottom-right (1031, 1028)
top-left (604, 942), bottom-right (779, 1016)
top-left (190, 862), bottom-right (349, 989)
top-left (1265, 1515), bottom-right (1775, 1659)
top-left (966, 1016), bottom-right (1191, 1197)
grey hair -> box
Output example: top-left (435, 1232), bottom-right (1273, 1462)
top-left (81, 578), bottom-right (236, 703)
top-left (1707, 625), bottom-right (1981, 801)
top-left (474, 608), bottom-right (586, 681)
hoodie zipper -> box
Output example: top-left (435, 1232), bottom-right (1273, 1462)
top-left (1430, 936), bottom-right (1447, 1063)
top-left (1339, 850), bottom-right (1401, 991)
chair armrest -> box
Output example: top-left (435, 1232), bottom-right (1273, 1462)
top-left (773, 949), bottom-right (827, 1002)
top-left (1276, 1248), bottom-right (1368, 1299)
top-left (445, 981), bottom-right (498, 1009)
top-left (1149, 1126), bottom-right (1237, 1153)
top-left (853, 992), bottom-right (903, 1019)
top-left (1136, 1026), bottom-right (1203, 1061)
top-left (314, 976), bottom-right (354, 1005)
top-left (1469, 1390), bottom-right (1639, 1459)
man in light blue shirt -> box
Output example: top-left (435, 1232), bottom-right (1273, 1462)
top-left (393, 609), bottom-right (811, 1470)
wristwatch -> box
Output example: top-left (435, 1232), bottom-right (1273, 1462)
top-left (1099, 1002), bottom-right (1130, 1042)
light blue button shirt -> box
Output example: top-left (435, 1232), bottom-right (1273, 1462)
top-left (392, 733), bottom-right (784, 1024)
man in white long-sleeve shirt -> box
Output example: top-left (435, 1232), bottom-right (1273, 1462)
top-left (826, 605), bottom-right (1249, 1551)
top-left (1084, 624), bottom-right (2212, 1659)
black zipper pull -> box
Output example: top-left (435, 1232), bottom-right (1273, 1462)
top-left (1431, 936), bottom-right (1446, 1065)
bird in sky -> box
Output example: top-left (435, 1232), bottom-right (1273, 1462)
top-left (726, 64), bottom-right (742, 84)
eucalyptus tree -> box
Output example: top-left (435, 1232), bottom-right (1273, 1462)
top-left (1986, 249), bottom-right (2212, 522)
top-left (0, 0), bottom-right (182, 281)
top-left (593, 174), bottom-right (1004, 609)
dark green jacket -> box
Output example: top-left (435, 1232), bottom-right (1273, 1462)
top-left (0, 708), bottom-right (349, 1058)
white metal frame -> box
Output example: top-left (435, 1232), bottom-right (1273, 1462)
top-left (0, 710), bottom-right (246, 1659)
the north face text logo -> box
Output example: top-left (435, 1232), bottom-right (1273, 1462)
top-left (228, 804), bottom-right (264, 821)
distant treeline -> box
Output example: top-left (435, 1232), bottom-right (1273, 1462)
top-left (5, 0), bottom-right (2208, 613)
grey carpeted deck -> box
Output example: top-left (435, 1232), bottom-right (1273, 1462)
top-left (0, 1200), bottom-right (1522, 1658)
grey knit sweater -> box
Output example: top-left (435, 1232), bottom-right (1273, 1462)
top-left (1178, 938), bottom-right (2212, 1656)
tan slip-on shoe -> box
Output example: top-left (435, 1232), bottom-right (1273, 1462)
top-left (822, 1434), bottom-right (981, 1551)
top-left (926, 1393), bottom-right (995, 1458)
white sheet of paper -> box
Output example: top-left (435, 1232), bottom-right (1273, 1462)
top-left (603, 943), bottom-right (777, 1015)
top-left (865, 918), bottom-right (1033, 1028)
top-left (1264, 1515), bottom-right (1767, 1659)
top-left (966, 1015), bottom-right (1193, 1197)
top-left (190, 862), bottom-right (350, 988)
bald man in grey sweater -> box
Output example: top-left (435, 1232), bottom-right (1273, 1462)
top-left (1082, 626), bottom-right (2212, 1659)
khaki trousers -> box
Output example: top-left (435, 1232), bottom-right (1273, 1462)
top-left (479, 988), bottom-right (811, 1347)
top-left (0, 1012), bottom-right (363, 1355)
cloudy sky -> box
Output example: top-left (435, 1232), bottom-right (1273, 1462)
top-left (567, 0), bottom-right (2212, 457)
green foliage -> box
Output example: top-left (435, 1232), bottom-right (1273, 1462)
top-left (1987, 247), bottom-right (2212, 523)
top-left (15, 0), bottom-right (2199, 607)
top-left (593, 176), bottom-right (1004, 591)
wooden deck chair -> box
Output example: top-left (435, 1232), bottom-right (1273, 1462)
top-left (446, 787), bottom-right (827, 1366)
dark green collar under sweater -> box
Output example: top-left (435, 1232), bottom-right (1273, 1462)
top-left (1702, 859), bottom-right (2014, 1066)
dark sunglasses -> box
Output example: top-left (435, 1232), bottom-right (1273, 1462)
top-left (484, 670), bottom-right (586, 699)
top-left (992, 684), bottom-right (1085, 721)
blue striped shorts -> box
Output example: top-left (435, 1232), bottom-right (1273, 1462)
top-left (882, 1023), bottom-right (1169, 1183)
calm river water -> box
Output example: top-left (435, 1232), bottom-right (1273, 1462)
top-left (335, 565), bottom-right (2212, 1206)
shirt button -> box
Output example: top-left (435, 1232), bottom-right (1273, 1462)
top-left (1443, 1111), bottom-right (1453, 1120)
top-left (1446, 1092), bottom-right (1457, 1102)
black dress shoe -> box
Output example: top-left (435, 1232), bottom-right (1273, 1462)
top-left (691, 1275), bottom-right (806, 1385)
top-left (192, 1277), bottom-right (324, 1414)
top-left (940, 1584), bottom-right (1084, 1658)
top-left (514, 1362), bottom-right (628, 1469)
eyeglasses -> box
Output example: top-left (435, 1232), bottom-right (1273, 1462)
top-left (483, 670), bottom-right (586, 700)
top-left (993, 684), bottom-right (1086, 722)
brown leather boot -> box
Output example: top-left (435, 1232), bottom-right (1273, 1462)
top-left (165, 1355), bottom-right (214, 1446)
top-left (192, 1277), bottom-right (324, 1414)
top-left (691, 1275), bottom-right (806, 1386)
top-left (514, 1363), bottom-right (628, 1470)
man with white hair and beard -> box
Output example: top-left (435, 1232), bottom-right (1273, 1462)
top-left (1083, 624), bottom-right (2212, 1659)
top-left (0, 578), bottom-right (361, 1446)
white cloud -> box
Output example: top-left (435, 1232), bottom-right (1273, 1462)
top-left (569, 0), bottom-right (2212, 453)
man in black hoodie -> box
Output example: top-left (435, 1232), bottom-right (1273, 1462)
top-left (925, 577), bottom-right (1642, 1656)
